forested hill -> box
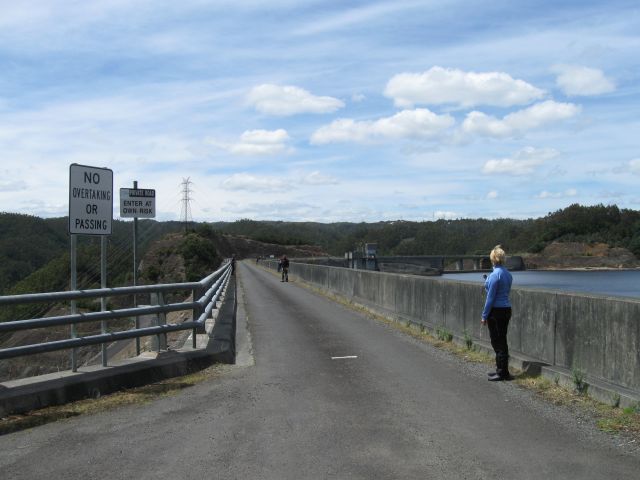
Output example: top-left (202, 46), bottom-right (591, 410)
top-left (2, 204), bottom-right (639, 295)
top-left (0, 213), bottom-right (184, 295)
top-left (212, 204), bottom-right (640, 258)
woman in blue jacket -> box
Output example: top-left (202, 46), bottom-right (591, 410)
top-left (482, 245), bottom-right (513, 381)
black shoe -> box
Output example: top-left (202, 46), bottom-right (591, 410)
top-left (488, 373), bottom-right (503, 381)
top-left (487, 371), bottom-right (497, 376)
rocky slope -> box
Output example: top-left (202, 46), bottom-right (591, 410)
top-left (522, 242), bottom-right (640, 270)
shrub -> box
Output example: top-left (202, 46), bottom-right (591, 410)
top-left (463, 330), bottom-right (473, 350)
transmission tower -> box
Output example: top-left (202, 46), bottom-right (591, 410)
top-left (179, 177), bottom-right (193, 232)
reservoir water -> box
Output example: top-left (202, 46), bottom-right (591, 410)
top-left (441, 270), bottom-right (640, 299)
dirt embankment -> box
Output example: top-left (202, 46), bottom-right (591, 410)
top-left (522, 242), bottom-right (640, 270)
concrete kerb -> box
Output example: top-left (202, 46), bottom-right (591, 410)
top-left (0, 277), bottom-right (238, 417)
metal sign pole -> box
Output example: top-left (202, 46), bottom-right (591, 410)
top-left (70, 234), bottom-right (78, 372)
top-left (101, 235), bottom-right (108, 367)
top-left (133, 180), bottom-right (141, 355)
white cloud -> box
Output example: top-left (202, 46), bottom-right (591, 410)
top-left (299, 171), bottom-right (339, 185)
top-left (536, 189), bottom-right (578, 199)
top-left (246, 84), bottom-right (344, 116)
top-left (462, 100), bottom-right (580, 138)
top-left (0, 179), bottom-right (28, 192)
top-left (220, 200), bottom-right (322, 221)
top-left (292, 2), bottom-right (418, 36)
top-left (220, 170), bottom-right (339, 193)
top-left (433, 210), bottom-right (460, 220)
top-left (220, 173), bottom-right (288, 192)
top-left (483, 147), bottom-right (559, 176)
top-left (553, 64), bottom-right (615, 96)
top-left (629, 159), bottom-right (640, 175)
top-left (212, 129), bottom-right (292, 156)
top-left (310, 108), bottom-right (454, 144)
top-left (384, 66), bottom-right (545, 108)
top-left (351, 93), bottom-right (366, 103)
top-left (486, 190), bottom-right (498, 199)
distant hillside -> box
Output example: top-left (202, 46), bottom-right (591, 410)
top-left (0, 213), bottom-right (68, 294)
top-left (1, 203), bottom-right (639, 298)
top-left (213, 204), bottom-right (640, 259)
top-left (0, 213), bottom-right (185, 295)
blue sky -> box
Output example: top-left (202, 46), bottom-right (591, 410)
top-left (0, 0), bottom-right (638, 222)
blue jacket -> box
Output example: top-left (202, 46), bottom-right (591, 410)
top-left (482, 265), bottom-right (512, 320)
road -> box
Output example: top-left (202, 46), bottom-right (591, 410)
top-left (1, 261), bottom-right (638, 479)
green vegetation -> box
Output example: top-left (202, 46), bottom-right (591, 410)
top-left (180, 227), bottom-right (222, 282)
top-left (463, 330), bottom-right (473, 350)
top-left (436, 327), bottom-right (453, 342)
top-left (0, 215), bottom-right (221, 322)
top-left (0, 212), bottom-right (186, 295)
top-left (572, 366), bottom-right (588, 394)
top-left (213, 204), bottom-right (640, 257)
top-left (0, 213), bottom-right (67, 294)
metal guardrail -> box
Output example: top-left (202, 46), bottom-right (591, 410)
top-left (0, 261), bottom-right (233, 364)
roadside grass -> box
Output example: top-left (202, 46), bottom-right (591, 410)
top-left (0, 364), bottom-right (228, 436)
top-left (516, 375), bottom-right (640, 438)
top-left (292, 276), bottom-right (640, 442)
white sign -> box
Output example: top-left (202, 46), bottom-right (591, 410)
top-left (69, 164), bottom-right (113, 235)
top-left (120, 188), bottom-right (156, 218)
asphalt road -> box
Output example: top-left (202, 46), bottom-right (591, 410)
top-left (1, 261), bottom-right (639, 479)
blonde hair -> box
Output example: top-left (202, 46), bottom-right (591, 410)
top-left (490, 245), bottom-right (506, 265)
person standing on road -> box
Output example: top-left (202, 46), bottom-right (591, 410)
top-left (281, 255), bottom-right (290, 282)
top-left (482, 245), bottom-right (513, 381)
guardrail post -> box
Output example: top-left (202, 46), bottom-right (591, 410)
top-left (151, 292), bottom-right (167, 351)
top-left (134, 313), bottom-right (141, 356)
top-left (192, 285), bottom-right (204, 349)
top-left (101, 236), bottom-right (108, 367)
top-left (70, 234), bottom-right (78, 372)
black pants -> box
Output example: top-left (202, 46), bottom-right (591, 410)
top-left (487, 307), bottom-right (512, 377)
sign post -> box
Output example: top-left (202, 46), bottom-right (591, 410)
top-left (120, 183), bottom-right (156, 355)
top-left (68, 164), bottom-right (113, 370)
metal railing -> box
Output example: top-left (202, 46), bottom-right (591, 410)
top-left (0, 261), bottom-right (233, 368)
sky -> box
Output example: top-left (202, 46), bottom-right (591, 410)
top-left (0, 0), bottom-right (639, 223)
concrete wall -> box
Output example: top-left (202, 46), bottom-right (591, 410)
top-left (265, 260), bottom-right (640, 393)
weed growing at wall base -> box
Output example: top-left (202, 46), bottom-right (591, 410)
top-left (572, 366), bottom-right (588, 395)
top-left (436, 328), bottom-right (453, 342)
top-left (463, 330), bottom-right (473, 350)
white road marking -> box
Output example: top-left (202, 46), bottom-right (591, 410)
top-left (331, 356), bottom-right (358, 360)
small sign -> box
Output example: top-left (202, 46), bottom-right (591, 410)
top-left (69, 164), bottom-right (113, 235)
top-left (120, 188), bottom-right (156, 218)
